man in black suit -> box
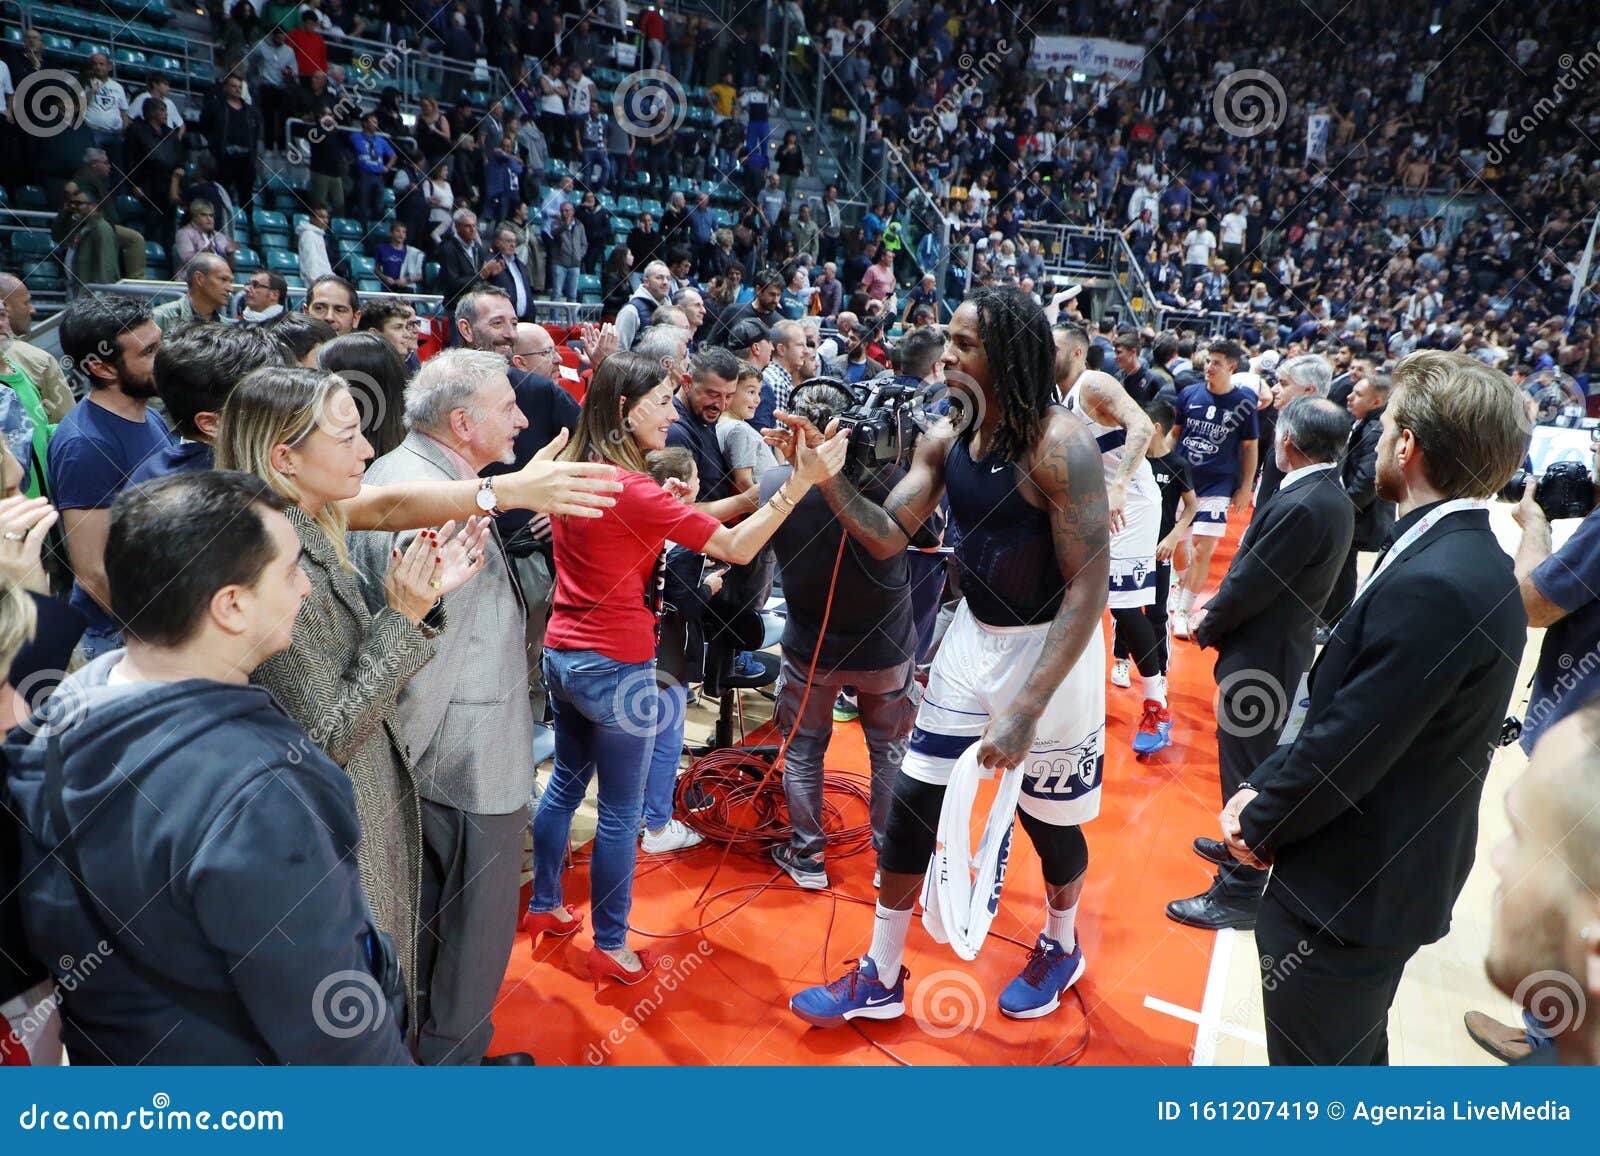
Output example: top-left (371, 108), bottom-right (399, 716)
top-left (1169, 398), bottom-right (1354, 930)
top-left (1253, 354), bottom-right (1332, 512)
top-left (1325, 337), bottom-right (1361, 410)
top-left (1221, 351), bottom-right (1529, 1065)
top-left (1323, 372), bottom-right (1396, 622)
top-left (486, 223), bottom-right (539, 320)
top-left (436, 210), bottom-right (505, 310)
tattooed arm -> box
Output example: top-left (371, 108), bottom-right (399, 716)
top-left (1077, 369), bottom-right (1155, 533)
top-left (975, 416), bottom-right (1111, 771)
top-left (816, 429), bottom-right (951, 561)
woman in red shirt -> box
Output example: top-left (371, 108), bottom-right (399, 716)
top-left (528, 352), bottom-right (845, 988)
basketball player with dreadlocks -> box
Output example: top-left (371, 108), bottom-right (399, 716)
top-left (778, 286), bottom-right (1111, 1024)
top-left (1052, 320), bottom-right (1171, 755)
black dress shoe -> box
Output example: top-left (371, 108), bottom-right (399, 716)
top-left (1192, 837), bottom-right (1232, 866)
top-left (481, 1052), bottom-right (537, 1066)
top-left (1166, 885), bottom-right (1259, 930)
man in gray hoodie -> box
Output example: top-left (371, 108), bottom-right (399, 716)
top-left (3, 470), bottom-right (414, 1064)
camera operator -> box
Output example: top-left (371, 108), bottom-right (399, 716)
top-left (763, 379), bottom-right (940, 891)
top-left (1511, 429), bottom-right (1600, 757)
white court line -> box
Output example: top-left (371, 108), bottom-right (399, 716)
top-left (1151, 926), bottom-right (1264, 1062)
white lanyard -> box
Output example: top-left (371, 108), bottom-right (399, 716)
top-left (1278, 498), bottom-right (1485, 748)
top-left (1350, 498), bottom-right (1485, 608)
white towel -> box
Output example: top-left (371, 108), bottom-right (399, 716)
top-left (920, 746), bottom-right (1023, 961)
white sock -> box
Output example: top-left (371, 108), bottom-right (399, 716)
top-left (1142, 674), bottom-right (1166, 705)
top-left (867, 903), bottom-right (914, 980)
top-left (1175, 588), bottom-right (1195, 613)
top-left (1045, 902), bottom-right (1078, 952)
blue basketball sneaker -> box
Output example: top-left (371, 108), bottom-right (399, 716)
top-left (790, 957), bottom-right (907, 1027)
top-left (1132, 699), bottom-right (1173, 754)
top-left (998, 935), bottom-right (1086, 1020)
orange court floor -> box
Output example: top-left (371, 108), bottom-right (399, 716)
top-left (491, 526), bottom-right (1252, 1066)
top-left (486, 518), bottom-right (1248, 1069)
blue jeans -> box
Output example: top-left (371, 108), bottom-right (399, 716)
top-left (553, 265), bottom-right (580, 302)
top-left (531, 649), bottom-right (655, 950)
top-left (644, 683), bottom-right (688, 830)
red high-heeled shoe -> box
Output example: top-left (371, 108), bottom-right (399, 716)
top-left (523, 904), bottom-right (583, 949)
top-left (585, 945), bottom-right (659, 991)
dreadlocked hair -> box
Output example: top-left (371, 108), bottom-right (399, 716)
top-left (965, 285), bottom-right (1056, 463)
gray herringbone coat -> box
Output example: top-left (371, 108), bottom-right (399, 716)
top-left (250, 505), bottom-right (435, 1027)
top-left (348, 432), bottom-right (537, 816)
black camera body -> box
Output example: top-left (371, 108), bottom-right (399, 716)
top-left (1500, 459), bottom-right (1598, 520)
top-left (836, 374), bottom-right (923, 481)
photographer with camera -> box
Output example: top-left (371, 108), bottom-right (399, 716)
top-left (1510, 428), bottom-right (1600, 758)
top-left (764, 379), bottom-right (939, 890)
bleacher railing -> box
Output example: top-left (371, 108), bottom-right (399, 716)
top-left (4, 0), bottom-right (214, 103)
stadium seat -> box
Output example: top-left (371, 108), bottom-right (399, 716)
top-left (10, 231), bottom-right (54, 260)
top-left (232, 246), bottom-right (261, 272)
top-left (578, 274), bottom-right (601, 295)
top-left (252, 209), bottom-right (288, 233)
top-left (348, 255), bottom-right (376, 277)
top-left (114, 194), bottom-right (144, 222)
top-left (266, 250), bottom-right (300, 273)
top-left (424, 261), bottom-right (440, 284)
top-left (257, 233), bottom-right (290, 254)
top-left (336, 239), bottom-right (364, 260)
top-left (283, 275), bottom-right (305, 290)
top-left (16, 186), bottom-right (48, 212)
top-left (331, 217), bottom-right (362, 241)
top-left (113, 47), bottom-right (147, 78)
top-left (357, 278), bottom-right (383, 295)
top-left (143, 241), bottom-right (166, 265)
top-left (617, 196), bottom-right (641, 215)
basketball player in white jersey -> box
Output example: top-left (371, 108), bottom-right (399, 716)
top-left (1053, 321), bottom-right (1171, 753)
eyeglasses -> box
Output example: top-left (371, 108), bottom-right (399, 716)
top-left (527, 347), bottom-right (558, 359)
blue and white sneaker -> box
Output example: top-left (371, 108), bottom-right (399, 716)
top-left (790, 956), bottom-right (907, 1027)
top-left (1132, 699), bottom-right (1173, 754)
top-left (998, 935), bottom-right (1086, 1020)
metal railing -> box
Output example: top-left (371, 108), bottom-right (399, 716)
top-left (5, 1), bottom-right (214, 103)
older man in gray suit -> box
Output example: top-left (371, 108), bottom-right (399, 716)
top-left (350, 349), bottom-right (537, 1066)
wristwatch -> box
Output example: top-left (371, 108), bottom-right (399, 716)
top-left (476, 477), bottom-right (500, 513)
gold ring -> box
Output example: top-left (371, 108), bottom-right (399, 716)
top-left (429, 580), bottom-right (442, 590)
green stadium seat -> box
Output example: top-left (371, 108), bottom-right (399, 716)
top-left (348, 255), bottom-right (376, 276)
top-left (331, 217), bottom-right (362, 240)
top-left (232, 246), bottom-right (261, 272)
top-left (16, 186), bottom-right (48, 212)
top-left (357, 278), bottom-right (383, 295)
top-left (266, 249), bottom-right (300, 273)
top-left (143, 241), bottom-right (166, 265)
top-left (10, 230), bottom-right (54, 260)
top-left (578, 274), bottom-right (601, 295)
top-left (257, 232), bottom-right (290, 253)
top-left (114, 194), bottom-right (144, 222)
top-left (252, 209), bottom-right (288, 232)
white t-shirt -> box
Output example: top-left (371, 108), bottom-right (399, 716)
top-left (84, 77), bottom-right (129, 133)
top-left (1219, 211), bottom-right (1246, 245)
top-left (852, 18), bottom-right (874, 42)
top-left (129, 92), bottom-right (183, 127)
top-left (1487, 108), bottom-right (1508, 136)
top-left (825, 27), bottom-right (846, 56)
top-left (0, 62), bottom-right (12, 114)
top-left (567, 75), bottom-right (594, 116)
top-left (1183, 228), bottom-right (1216, 266)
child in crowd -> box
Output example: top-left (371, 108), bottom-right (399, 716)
top-left (640, 447), bottom-right (721, 853)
